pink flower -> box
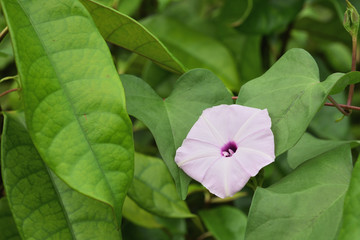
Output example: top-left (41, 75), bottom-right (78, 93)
top-left (175, 104), bottom-right (275, 198)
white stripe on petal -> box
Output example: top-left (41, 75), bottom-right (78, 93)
top-left (177, 150), bottom-right (217, 167)
top-left (237, 146), bottom-right (274, 161)
top-left (202, 115), bottom-right (226, 145)
top-left (233, 110), bottom-right (263, 142)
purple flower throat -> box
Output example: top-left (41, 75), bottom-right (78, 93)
top-left (221, 141), bottom-right (237, 157)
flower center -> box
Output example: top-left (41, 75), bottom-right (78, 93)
top-left (221, 141), bottom-right (237, 157)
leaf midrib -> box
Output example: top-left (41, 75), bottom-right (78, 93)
top-left (17, 0), bottom-right (116, 212)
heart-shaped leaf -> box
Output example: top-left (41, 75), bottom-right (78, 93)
top-left (80, 0), bottom-right (185, 74)
top-left (2, 0), bottom-right (134, 225)
top-left (245, 145), bottom-right (352, 240)
top-left (237, 48), bottom-right (360, 155)
top-left (128, 153), bottom-right (193, 218)
top-left (1, 113), bottom-right (121, 239)
top-left (122, 69), bottom-right (233, 198)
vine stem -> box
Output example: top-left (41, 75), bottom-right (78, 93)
top-left (0, 88), bottom-right (19, 98)
top-left (347, 36), bottom-right (357, 106)
top-left (0, 26), bottom-right (8, 43)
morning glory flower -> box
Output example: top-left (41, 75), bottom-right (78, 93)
top-left (175, 104), bottom-right (275, 198)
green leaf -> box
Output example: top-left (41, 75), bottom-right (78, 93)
top-left (245, 145), bottom-right (353, 240)
top-left (236, 49), bottom-right (358, 155)
top-left (122, 69), bottom-right (233, 198)
top-left (122, 197), bottom-right (163, 229)
top-left (142, 15), bottom-right (241, 91)
top-left (1, 113), bottom-right (121, 239)
top-left (2, 0), bottom-right (134, 225)
top-left (237, 0), bottom-right (305, 34)
top-left (80, 0), bottom-right (185, 74)
top-left (0, 197), bottom-right (20, 240)
top-left (199, 206), bottom-right (247, 240)
top-left (338, 154), bottom-right (360, 240)
top-left (287, 132), bottom-right (359, 169)
top-left (128, 153), bottom-right (193, 218)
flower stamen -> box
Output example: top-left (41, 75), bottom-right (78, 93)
top-left (221, 141), bottom-right (237, 157)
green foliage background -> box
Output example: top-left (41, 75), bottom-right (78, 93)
top-left (1, 0), bottom-right (360, 239)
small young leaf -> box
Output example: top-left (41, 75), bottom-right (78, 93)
top-left (245, 145), bottom-right (352, 240)
top-left (122, 69), bottom-right (233, 198)
top-left (2, 0), bottom-right (134, 225)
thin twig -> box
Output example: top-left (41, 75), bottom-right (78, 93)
top-left (327, 96), bottom-right (350, 115)
top-left (347, 36), bottom-right (357, 106)
top-left (324, 102), bottom-right (360, 111)
top-left (0, 88), bottom-right (19, 98)
top-left (0, 26), bottom-right (8, 43)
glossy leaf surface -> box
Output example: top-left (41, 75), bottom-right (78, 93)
top-left (1, 113), bottom-right (121, 239)
top-left (246, 145), bottom-right (352, 240)
top-left (2, 0), bottom-right (134, 225)
top-left (237, 49), bottom-right (359, 155)
top-left (80, 0), bottom-right (185, 74)
top-left (199, 206), bottom-right (247, 240)
top-left (122, 69), bottom-right (233, 198)
top-left (128, 153), bottom-right (193, 218)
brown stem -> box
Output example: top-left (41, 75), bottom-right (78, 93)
top-left (327, 96), bottom-right (350, 115)
top-left (0, 88), bottom-right (19, 98)
top-left (347, 36), bottom-right (357, 106)
top-left (324, 102), bottom-right (360, 111)
top-left (0, 27), bottom-right (8, 43)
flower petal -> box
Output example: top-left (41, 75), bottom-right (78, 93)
top-left (175, 138), bottom-right (220, 181)
top-left (175, 104), bottom-right (275, 198)
top-left (233, 147), bottom-right (274, 176)
top-left (201, 157), bottom-right (251, 198)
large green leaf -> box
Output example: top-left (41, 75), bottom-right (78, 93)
top-left (199, 206), bottom-right (247, 240)
top-left (0, 197), bottom-right (20, 240)
top-left (338, 155), bottom-right (360, 240)
top-left (287, 133), bottom-right (359, 169)
top-left (1, 0), bottom-right (134, 225)
top-left (80, 0), bottom-right (185, 74)
top-left (142, 15), bottom-right (240, 91)
top-left (1, 113), bottom-right (121, 239)
top-left (128, 153), bottom-right (193, 218)
top-left (236, 49), bottom-right (359, 155)
top-left (122, 69), bottom-right (233, 198)
top-left (245, 145), bottom-right (352, 240)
